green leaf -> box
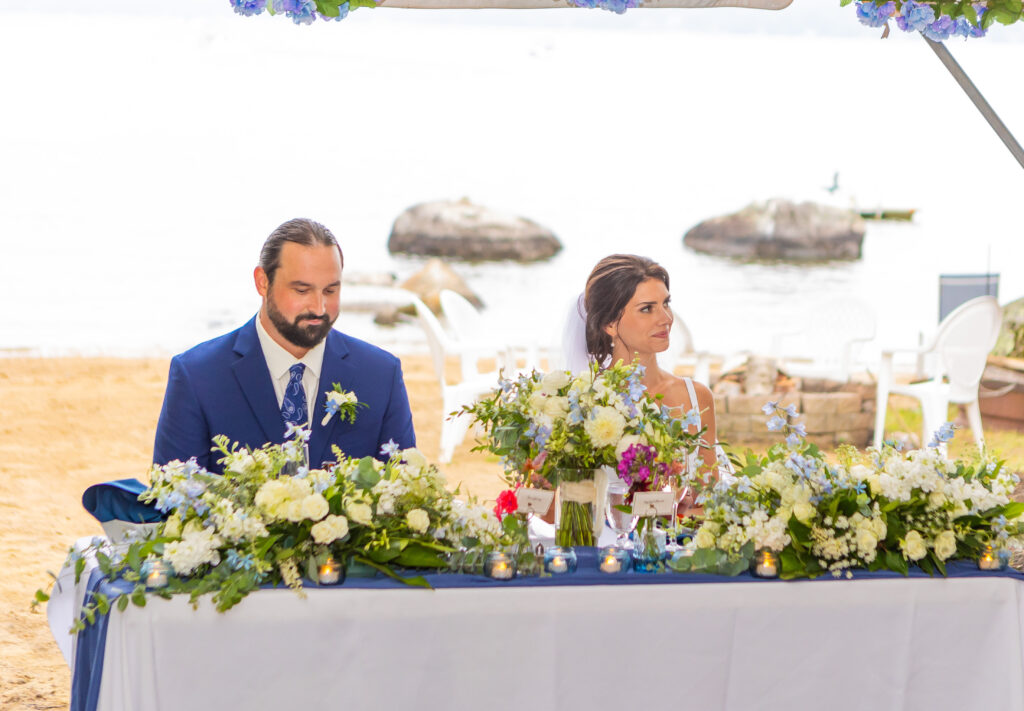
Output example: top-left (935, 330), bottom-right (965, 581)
top-left (963, 2), bottom-right (979, 25)
top-left (34, 589), bottom-right (50, 604)
top-left (131, 589), bottom-right (148, 607)
top-left (83, 607), bottom-right (96, 625)
top-left (352, 458), bottom-right (381, 489)
top-left (394, 543), bottom-right (446, 568)
top-left (839, 0), bottom-right (853, 7)
top-left (74, 556), bottom-right (86, 583)
top-left (126, 545), bottom-right (142, 574)
top-left (117, 595), bottom-right (130, 612)
top-left (885, 550), bottom-right (909, 576)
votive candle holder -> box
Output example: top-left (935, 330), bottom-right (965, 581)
top-left (317, 556), bottom-right (344, 586)
top-left (484, 551), bottom-right (517, 580)
top-left (750, 549), bottom-right (780, 579)
top-left (597, 546), bottom-right (630, 574)
top-left (978, 545), bottom-right (1009, 571)
top-left (543, 546), bottom-right (577, 574)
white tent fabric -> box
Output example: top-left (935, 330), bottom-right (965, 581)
top-left (382, 0), bottom-right (791, 9)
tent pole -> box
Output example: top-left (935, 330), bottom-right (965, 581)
top-left (922, 36), bottom-right (1024, 171)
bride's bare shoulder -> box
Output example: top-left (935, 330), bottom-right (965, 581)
top-left (655, 373), bottom-right (713, 411)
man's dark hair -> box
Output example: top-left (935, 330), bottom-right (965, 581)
top-left (259, 218), bottom-right (344, 284)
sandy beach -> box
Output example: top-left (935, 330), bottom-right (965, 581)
top-left (0, 355), bottom-right (504, 710)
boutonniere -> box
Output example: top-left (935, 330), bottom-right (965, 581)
top-left (321, 384), bottom-right (367, 426)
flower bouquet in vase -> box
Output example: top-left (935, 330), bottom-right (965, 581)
top-left (617, 443), bottom-right (678, 571)
top-left (460, 360), bottom-right (703, 549)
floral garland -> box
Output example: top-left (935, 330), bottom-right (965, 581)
top-left (845, 1), bottom-right (1024, 39)
top-left (230, 0), bottom-right (641, 23)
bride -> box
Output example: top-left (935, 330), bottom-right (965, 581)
top-left (564, 254), bottom-right (719, 478)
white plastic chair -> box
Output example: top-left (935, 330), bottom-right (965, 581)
top-left (771, 296), bottom-right (877, 383)
top-left (873, 295), bottom-right (1002, 450)
top-left (439, 289), bottom-right (548, 374)
top-left (410, 295), bottom-right (500, 463)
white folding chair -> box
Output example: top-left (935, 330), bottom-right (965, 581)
top-left (410, 295), bottom-right (500, 463)
top-left (771, 296), bottom-right (877, 384)
top-left (873, 296), bottom-right (1002, 450)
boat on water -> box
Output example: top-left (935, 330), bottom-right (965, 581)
top-left (858, 208), bottom-right (916, 221)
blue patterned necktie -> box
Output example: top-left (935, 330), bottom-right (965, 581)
top-left (281, 363), bottom-right (307, 428)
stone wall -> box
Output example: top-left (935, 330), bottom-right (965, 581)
top-left (714, 383), bottom-right (877, 449)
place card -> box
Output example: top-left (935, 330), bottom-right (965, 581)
top-left (516, 488), bottom-right (554, 515)
top-left (631, 491), bottom-right (675, 517)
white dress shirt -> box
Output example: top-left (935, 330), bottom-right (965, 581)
top-left (254, 314), bottom-right (326, 426)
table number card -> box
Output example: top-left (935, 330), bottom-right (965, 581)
top-left (516, 489), bottom-right (555, 515)
top-left (631, 491), bottom-right (675, 517)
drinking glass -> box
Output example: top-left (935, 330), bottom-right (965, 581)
top-left (605, 482), bottom-right (638, 549)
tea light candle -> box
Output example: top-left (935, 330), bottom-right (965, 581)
top-left (485, 552), bottom-right (516, 580)
top-left (598, 546), bottom-right (630, 574)
top-left (978, 545), bottom-right (1006, 571)
top-left (543, 546), bottom-right (577, 574)
top-left (318, 557), bottom-right (342, 585)
top-left (145, 560), bottom-right (172, 589)
top-left (751, 549), bottom-right (779, 579)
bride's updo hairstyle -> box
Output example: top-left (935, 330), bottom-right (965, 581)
top-left (584, 254), bottom-right (670, 367)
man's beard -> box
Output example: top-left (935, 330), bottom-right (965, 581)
top-left (266, 294), bottom-right (336, 350)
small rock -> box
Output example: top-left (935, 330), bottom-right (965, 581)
top-left (388, 198), bottom-right (562, 262)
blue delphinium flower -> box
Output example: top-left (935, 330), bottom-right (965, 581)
top-left (380, 439), bottom-right (400, 458)
top-left (230, 0), bottom-right (266, 16)
top-left (681, 407), bottom-right (701, 431)
top-left (923, 14), bottom-right (957, 40)
top-left (785, 432), bottom-right (802, 449)
top-left (928, 421), bottom-right (956, 448)
top-left (761, 401), bottom-right (778, 416)
top-left (856, 1), bottom-right (896, 28)
top-left (786, 453), bottom-right (817, 480)
top-left (226, 549), bottom-right (257, 571)
top-left (766, 415), bottom-right (786, 432)
top-left (954, 15), bottom-right (986, 38)
top-left (600, 0), bottom-right (640, 14)
top-left (895, 0), bottom-right (936, 32)
top-left (274, 0), bottom-right (317, 24)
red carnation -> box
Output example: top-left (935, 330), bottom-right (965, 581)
top-left (493, 488), bottom-right (519, 519)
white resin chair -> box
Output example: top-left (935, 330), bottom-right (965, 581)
top-left (771, 296), bottom-right (877, 383)
top-left (410, 295), bottom-right (500, 463)
top-left (440, 289), bottom-right (546, 374)
top-left (873, 295), bottom-right (1002, 450)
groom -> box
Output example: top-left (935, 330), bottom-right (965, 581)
top-left (153, 218), bottom-right (416, 474)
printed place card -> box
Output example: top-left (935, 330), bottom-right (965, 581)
top-left (516, 488), bottom-right (555, 514)
top-left (631, 491), bottom-right (675, 517)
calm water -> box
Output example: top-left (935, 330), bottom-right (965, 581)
top-left (1, 5), bottom-right (1022, 365)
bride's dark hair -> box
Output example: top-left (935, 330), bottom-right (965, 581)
top-left (584, 254), bottom-right (670, 367)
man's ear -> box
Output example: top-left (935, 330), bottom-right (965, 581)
top-left (254, 267), bottom-right (269, 297)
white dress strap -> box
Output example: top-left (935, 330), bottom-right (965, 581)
top-left (682, 377), bottom-right (700, 425)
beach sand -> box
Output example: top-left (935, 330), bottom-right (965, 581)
top-left (0, 355), bottom-right (504, 710)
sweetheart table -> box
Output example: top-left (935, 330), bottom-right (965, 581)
top-left (50, 542), bottom-right (1024, 711)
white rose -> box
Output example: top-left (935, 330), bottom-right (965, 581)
top-left (405, 508), bottom-right (430, 534)
top-left (871, 517), bottom-right (887, 540)
top-left (694, 527), bottom-right (716, 549)
top-left (162, 514), bottom-right (182, 539)
top-left (543, 396), bottom-right (570, 419)
top-left (927, 491), bottom-right (946, 510)
top-left (402, 448), bottom-right (428, 470)
top-left (901, 530), bottom-right (927, 561)
top-left (527, 392), bottom-right (547, 415)
top-left (933, 530), bottom-right (957, 561)
top-left (300, 494), bottom-right (329, 522)
top-left (793, 501), bottom-right (816, 526)
top-left (347, 502), bottom-right (373, 526)
top-left (540, 370), bottom-right (570, 394)
top-left (856, 528), bottom-right (878, 555)
top-left (311, 514), bottom-right (349, 544)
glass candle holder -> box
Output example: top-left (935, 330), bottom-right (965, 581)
top-left (484, 551), bottom-right (517, 580)
top-left (317, 556), bottom-right (344, 585)
top-left (543, 546), bottom-right (578, 574)
top-left (751, 549), bottom-right (780, 579)
top-left (597, 546), bottom-right (630, 574)
top-left (978, 545), bottom-right (1010, 571)
top-left (144, 560), bottom-right (173, 590)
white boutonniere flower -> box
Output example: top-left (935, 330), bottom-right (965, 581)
top-left (321, 384), bottom-right (366, 427)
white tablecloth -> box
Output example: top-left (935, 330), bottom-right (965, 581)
top-left (60, 569), bottom-right (1024, 711)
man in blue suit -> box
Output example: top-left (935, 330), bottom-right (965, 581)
top-left (154, 218), bottom-right (416, 474)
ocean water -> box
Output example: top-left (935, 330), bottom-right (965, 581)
top-left (1, 4), bottom-right (1022, 366)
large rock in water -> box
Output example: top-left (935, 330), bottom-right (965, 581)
top-left (683, 199), bottom-right (866, 261)
top-left (399, 258), bottom-right (483, 316)
top-left (388, 198), bottom-right (562, 262)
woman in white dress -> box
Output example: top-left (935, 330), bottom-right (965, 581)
top-left (575, 254), bottom-right (719, 479)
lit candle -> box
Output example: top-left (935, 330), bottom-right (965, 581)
top-left (978, 545), bottom-right (1004, 571)
top-left (598, 546), bottom-right (629, 574)
top-left (543, 546), bottom-right (577, 574)
top-left (145, 560), bottom-right (172, 589)
top-left (485, 552), bottom-right (516, 580)
top-left (752, 549), bottom-right (779, 579)
top-left (318, 557), bottom-right (341, 585)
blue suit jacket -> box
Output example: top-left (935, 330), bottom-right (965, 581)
top-left (153, 318), bottom-right (416, 473)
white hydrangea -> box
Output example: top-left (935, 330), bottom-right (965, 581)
top-left (163, 526), bottom-right (222, 576)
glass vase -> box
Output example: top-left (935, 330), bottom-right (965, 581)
top-left (555, 468), bottom-right (598, 547)
top-left (632, 517), bottom-right (667, 573)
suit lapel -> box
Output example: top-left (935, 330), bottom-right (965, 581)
top-left (308, 330), bottom-right (353, 467)
top-left (231, 318), bottom-right (283, 446)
